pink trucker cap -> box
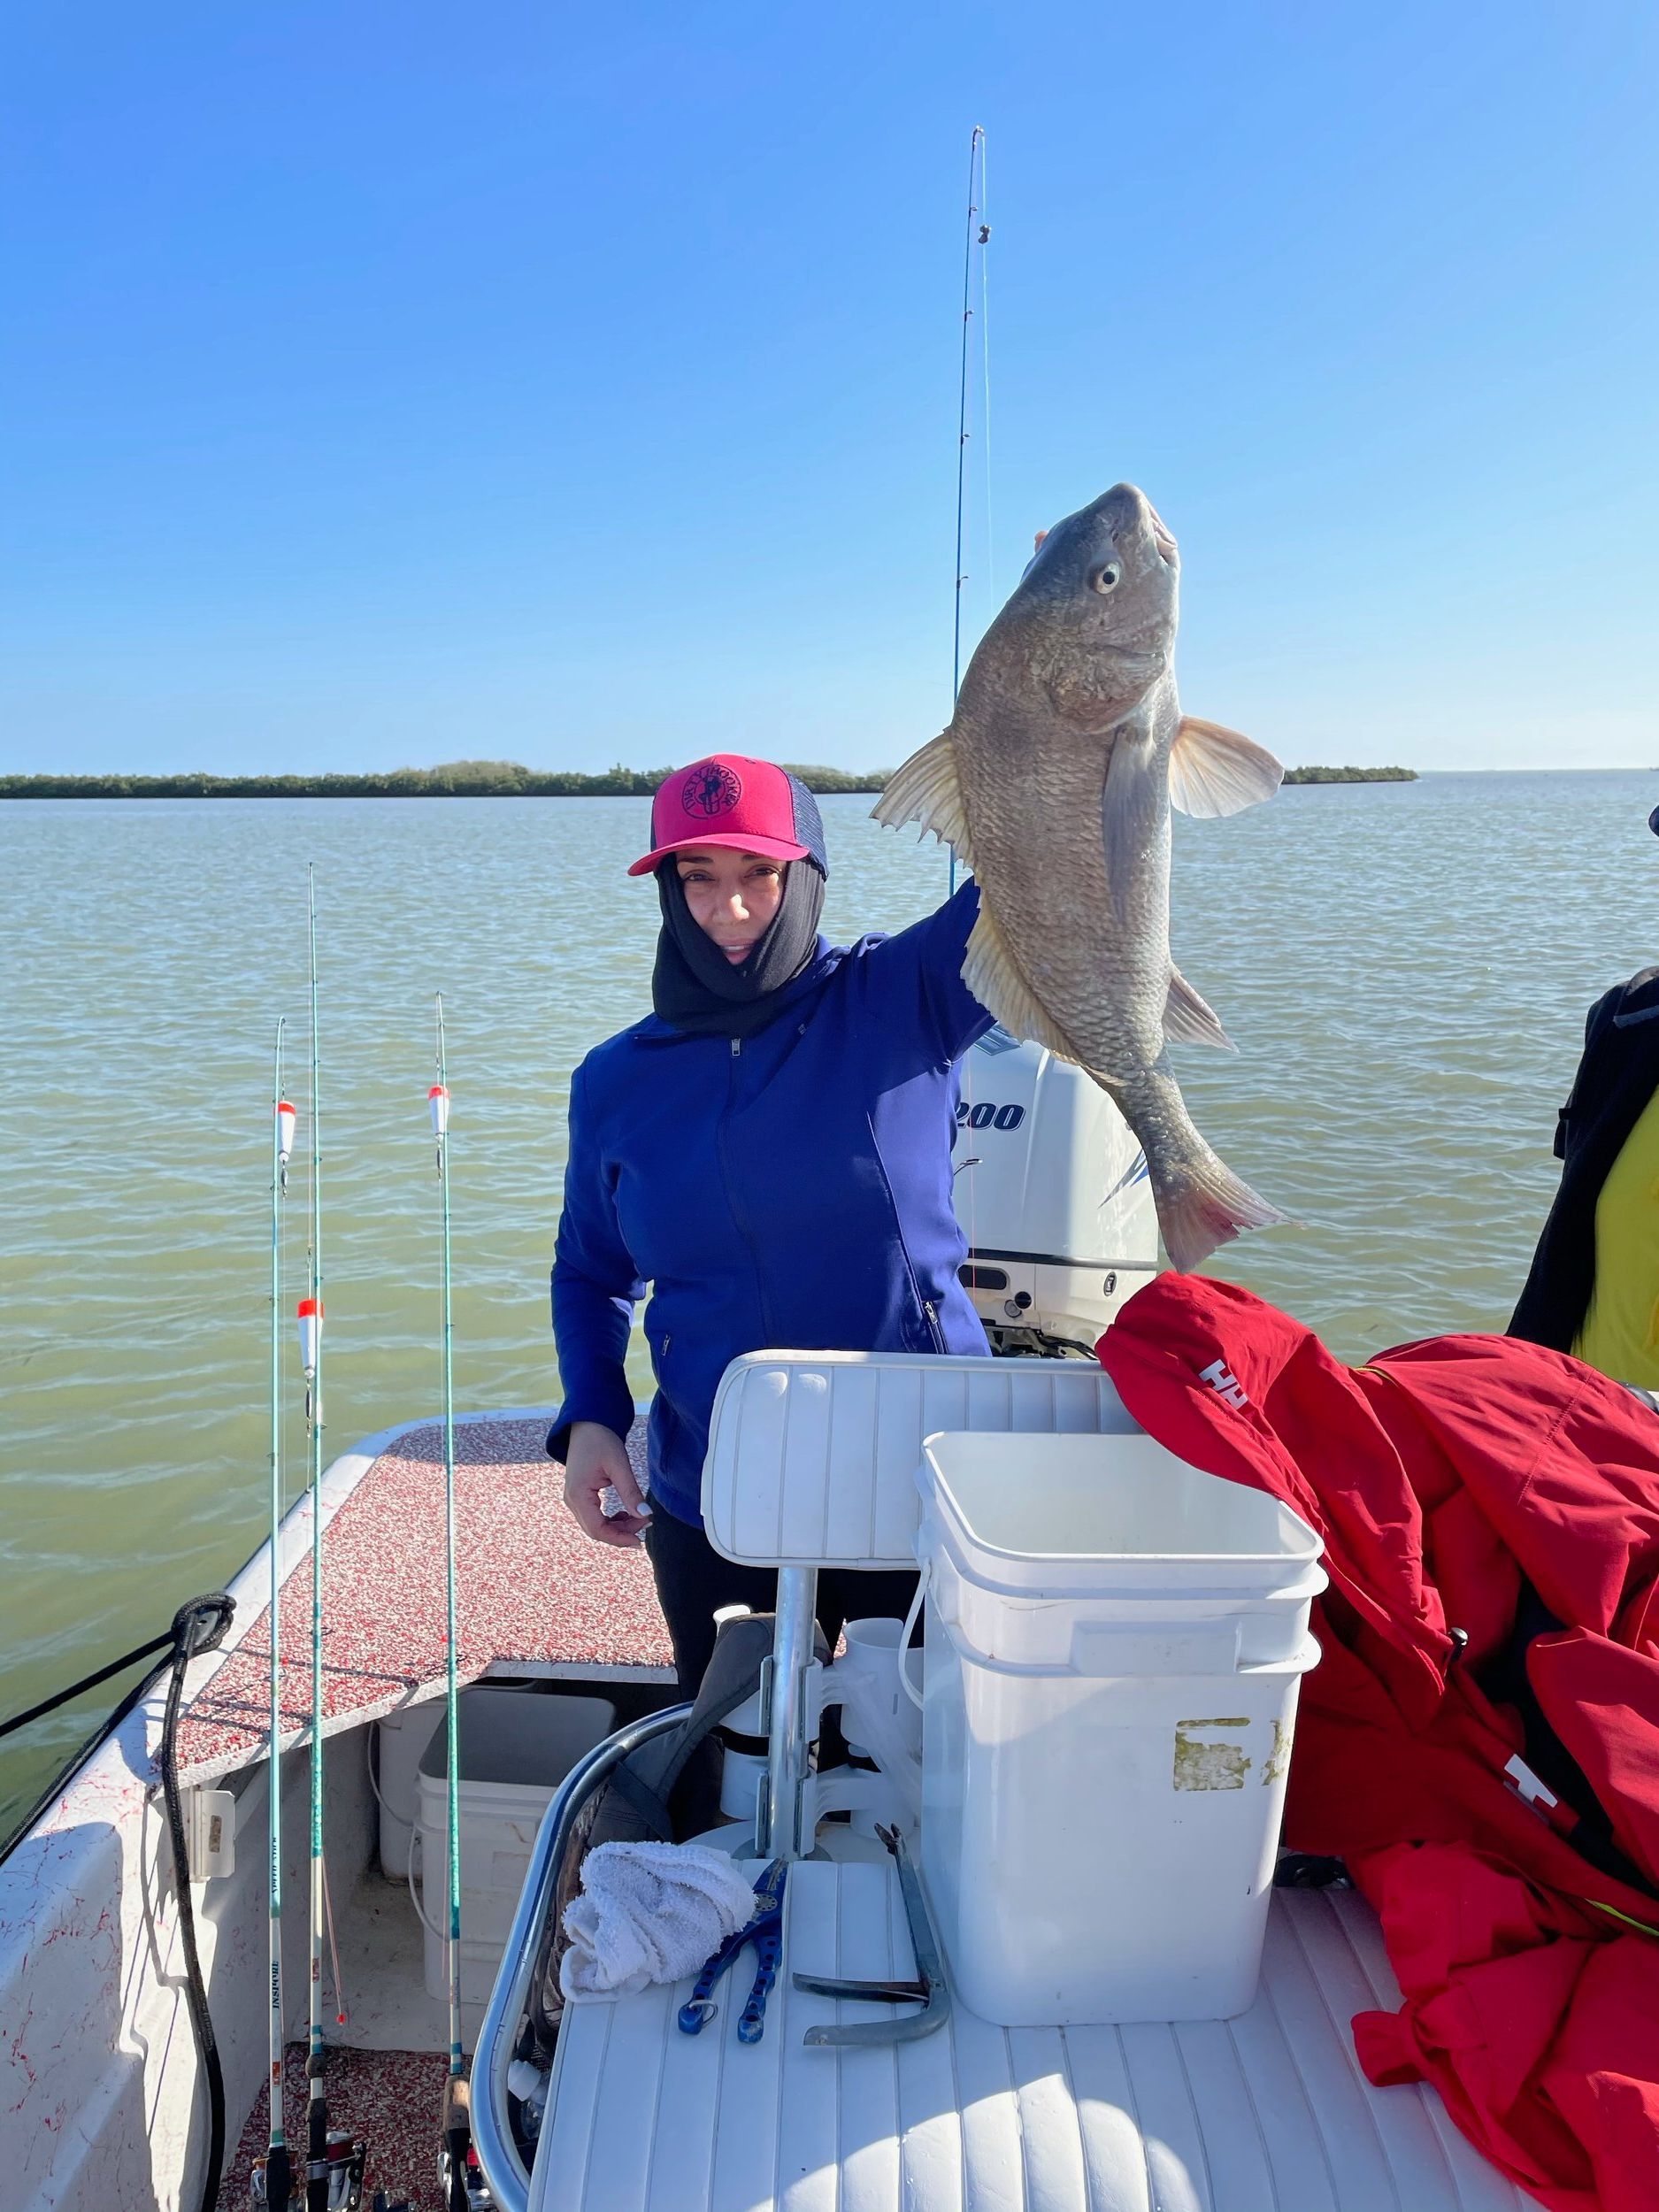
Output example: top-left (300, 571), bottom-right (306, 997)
top-left (626, 755), bottom-right (824, 877)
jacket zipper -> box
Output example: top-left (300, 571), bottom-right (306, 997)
top-left (718, 1035), bottom-right (779, 1343)
top-left (863, 1106), bottom-right (949, 1357)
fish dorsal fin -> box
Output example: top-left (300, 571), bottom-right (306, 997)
top-left (1164, 964), bottom-right (1234, 1050)
top-left (1169, 718), bottom-right (1283, 818)
top-left (870, 730), bottom-right (976, 868)
top-left (961, 902), bottom-right (1077, 1060)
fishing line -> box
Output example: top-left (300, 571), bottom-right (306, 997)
top-left (254, 1025), bottom-right (296, 2212)
top-left (427, 1005), bottom-right (474, 2211)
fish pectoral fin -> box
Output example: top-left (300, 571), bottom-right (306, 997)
top-left (1164, 964), bottom-right (1235, 1050)
top-left (1168, 718), bottom-right (1284, 818)
top-left (870, 730), bottom-right (976, 866)
top-left (962, 903), bottom-right (1077, 1058)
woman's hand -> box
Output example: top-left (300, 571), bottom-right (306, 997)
top-left (563, 1421), bottom-right (652, 1548)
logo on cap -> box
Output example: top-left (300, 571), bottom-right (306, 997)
top-left (682, 762), bottom-right (742, 818)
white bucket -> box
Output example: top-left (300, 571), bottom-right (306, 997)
top-left (916, 1430), bottom-right (1325, 2027)
top-left (375, 1702), bottom-right (444, 1878)
top-left (413, 1686), bottom-right (615, 2008)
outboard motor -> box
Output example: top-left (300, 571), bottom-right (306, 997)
top-left (951, 1027), bottom-right (1158, 1356)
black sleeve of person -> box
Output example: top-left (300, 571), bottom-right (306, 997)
top-left (1510, 966), bottom-right (1659, 1349)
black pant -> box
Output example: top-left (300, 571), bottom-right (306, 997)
top-left (645, 1504), bottom-right (919, 1697)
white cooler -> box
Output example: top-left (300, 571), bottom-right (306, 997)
top-left (916, 1428), bottom-right (1325, 2027)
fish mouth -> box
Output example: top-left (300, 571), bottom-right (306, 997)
top-left (1094, 482), bottom-right (1179, 566)
top-left (1117, 486), bottom-right (1178, 563)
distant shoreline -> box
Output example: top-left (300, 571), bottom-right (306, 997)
top-left (0, 762), bottom-right (1417, 799)
top-left (1281, 766), bottom-right (1416, 785)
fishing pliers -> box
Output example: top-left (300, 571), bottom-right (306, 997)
top-left (676, 1859), bottom-right (788, 2045)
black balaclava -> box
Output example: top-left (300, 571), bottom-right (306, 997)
top-left (651, 857), bottom-right (827, 1038)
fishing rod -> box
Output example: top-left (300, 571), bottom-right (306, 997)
top-left (428, 1003), bottom-right (480, 2212)
top-left (952, 123), bottom-right (989, 707)
top-left (295, 868), bottom-right (367, 2212)
top-left (253, 1032), bottom-right (297, 2211)
top-left (949, 124), bottom-right (991, 895)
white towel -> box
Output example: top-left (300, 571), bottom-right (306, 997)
top-left (558, 1841), bottom-right (761, 2000)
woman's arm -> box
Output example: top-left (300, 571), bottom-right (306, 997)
top-left (549, 1064), bottom-right (652, 1545)
top-left (874, 877), bottom-right (994, 1062)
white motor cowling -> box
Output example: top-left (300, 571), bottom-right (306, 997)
top-left (950, 1026), bottom-right (1158, 1356)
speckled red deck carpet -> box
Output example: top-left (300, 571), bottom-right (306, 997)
top-left (219, 2044), bottom-right (450, 2210)
top-left (178, 1416), bottom-right (671, 1779)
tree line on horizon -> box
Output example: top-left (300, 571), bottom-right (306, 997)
top-left (0, 758), bottom-right (1417, 799)
top-left (1281, 764), bottom-right (1417, 783)
top-left (0, 760), bottom-right (886, 799)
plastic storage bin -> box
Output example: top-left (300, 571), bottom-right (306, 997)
top-left (415, 1686), bottom-right (615, 2007)
top-left (916, 1429), bottom-right (1325, 2027)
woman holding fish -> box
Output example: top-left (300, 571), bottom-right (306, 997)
top-left (549, 486), bottom-right (1284, 1690)
top-left (547, 751), bottom-right (993, 1690)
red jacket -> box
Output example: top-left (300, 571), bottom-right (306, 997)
top-left (1097, 1274), bottom-right (1659, 2212)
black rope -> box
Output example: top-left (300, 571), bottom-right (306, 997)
top-left (0, 1625), bottom-right (179, 1740)
top-left (1, 1592), bottom-right (237, 2211)
top-left (155, 1594), bottom-right (236, 2212)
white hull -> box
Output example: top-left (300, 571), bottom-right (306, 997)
top-left (0, 1409), bottom-right (670, 2211)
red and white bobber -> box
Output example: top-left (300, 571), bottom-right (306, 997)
top-left (296, 1296), bottom-right (323, 1381)
top-left (275, 1099), bottom-right (296, 1178)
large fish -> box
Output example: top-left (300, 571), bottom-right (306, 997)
top-left (874, 482), bottom-right (1284, 1271)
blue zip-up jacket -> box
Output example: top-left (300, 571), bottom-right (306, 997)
top-left (548, 881), bottom-right (994, 1525)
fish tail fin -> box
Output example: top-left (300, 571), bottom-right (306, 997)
top-left (1134, 1102), bottom-right (1287, 1272)
top-left (871, 731), bottom-right (976, 868)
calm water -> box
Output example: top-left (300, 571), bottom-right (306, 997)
top-left (3, 776), bottom-right (1654, 1833)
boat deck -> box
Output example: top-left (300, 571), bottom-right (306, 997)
top-left (175, 1411), bottom-right (672, 1785)
top-left (220, 2043), bottom-right (449, 2210)
top-left (534, 1863), bottom-right (1532, 2212)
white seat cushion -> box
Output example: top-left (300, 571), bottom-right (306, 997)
top-left (701, 1352), bottom-right (1138, 1569)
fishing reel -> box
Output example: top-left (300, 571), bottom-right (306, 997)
top-left (438, 2071), bottom-right (494, 2210)
top-left (250, 2153), bottom-right (284, 2209)
top-left (318, 2132), bottom-right (369, 2212)
top-left (252, 2130), bottom-right (370, 2212)
top-left (437, 2138), bottom-right (495, 2211)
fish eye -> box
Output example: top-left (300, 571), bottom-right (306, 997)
top-left (1089, 565), bottom-right (1120, 595)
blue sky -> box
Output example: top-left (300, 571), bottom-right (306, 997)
top-left (3, 3), bottom-right (1657, 776)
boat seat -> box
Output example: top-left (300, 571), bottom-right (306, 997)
top-left (702, 1350), bottom-right (1138, 1567)
top-left (699, 1353), bottom-right (1141, 1860)
top-left (528, 1858), bottom-right (1529, 2212)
